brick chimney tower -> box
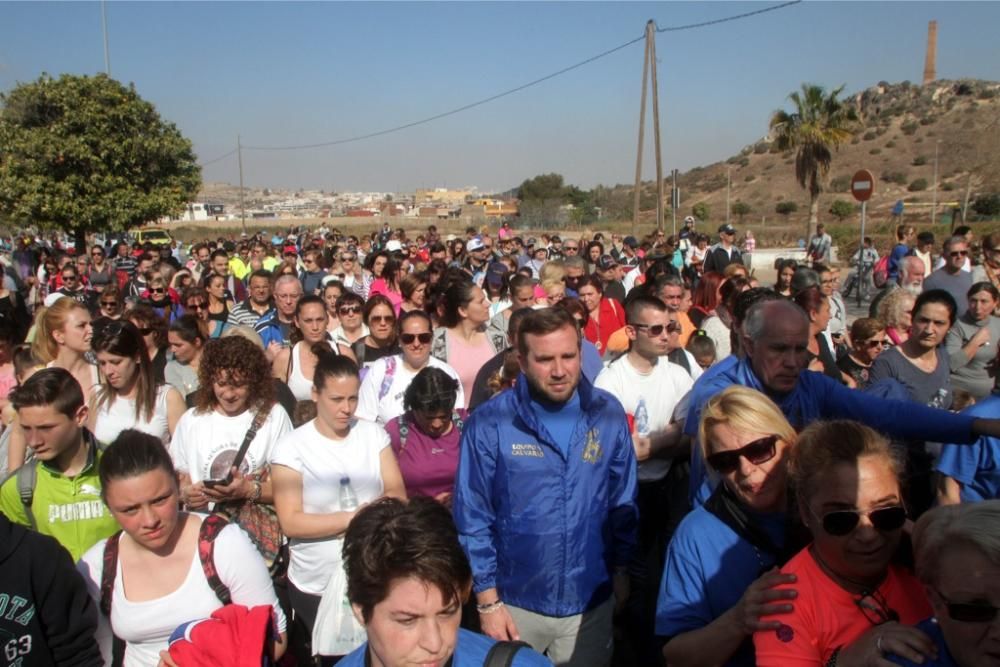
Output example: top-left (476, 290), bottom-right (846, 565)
top-left (923, 20), bottom-right (937, 85)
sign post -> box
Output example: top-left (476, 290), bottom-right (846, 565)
top-left (851, 169), bottom-right (875, 307)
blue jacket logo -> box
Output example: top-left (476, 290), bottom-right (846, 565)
top-left (582, 429), bottom-right (603, 464)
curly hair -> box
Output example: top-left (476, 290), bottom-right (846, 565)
top-left (194, 336), bottom-right (274, 414)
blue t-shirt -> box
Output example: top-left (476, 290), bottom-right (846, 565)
top-left (937, 396), bottom-right (1000, 502)
top-left (530, 389), bottom-right (581, 458)
top-left (337, 628), bottom-right (552, 666)
top-left (655, 505), bottom-right (787, 667)
top-left (888, 618), bottom-right (958, 666)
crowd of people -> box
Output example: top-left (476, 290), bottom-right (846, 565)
top-left (1, 217), bottom-right (999, 667)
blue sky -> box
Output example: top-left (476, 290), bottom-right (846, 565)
top-left (2, 2), bottom-right (997, 193)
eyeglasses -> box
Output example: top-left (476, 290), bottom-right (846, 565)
top-left (186, 302), bottom-right (207, 311)
top-left (100, 300), bottom-right (119, 308)
top-left (91, 251), bottom-right (103, 257)
top-left (338, 305), bottom-right (361, 315)
top-left (631, 322), bottom-right (670, 336)
top-left (61, 275), bottom-right (77, 281)
top-left (400, 332), bottom-right (432, 345)
top-left (340, 256), bottom-right (355, 262)
top-left (150, 288), bottom-right (165, 294)
top-left (706, 435), bottom-right (779, 474)
top-left (855, 589), bottom-right (900, 626)
top-left (369, 315), bottom-right (395, 325)
top-left (934, 591), bottom-right (1000, 623)
top-left (564, 246), bottom-right (579, 251)
top-left (819, 505), bottom-right (907, 537)
top-left (951, 250), bottom-right (969, 257)
top-left (864, 339), bottom-right (891, 350)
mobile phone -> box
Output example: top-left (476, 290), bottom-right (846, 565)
top-left (203, 475), bottom-right (232, 489)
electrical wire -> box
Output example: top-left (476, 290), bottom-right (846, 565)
top-left (229, 1), bottom-right (801, 153)
top-left (655, 0), bottom-right (802, 32)
top-left (198, 148), bottom-right (238, 167)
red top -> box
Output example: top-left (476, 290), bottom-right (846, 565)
top-left (583, 297), bottom-right (626, 355)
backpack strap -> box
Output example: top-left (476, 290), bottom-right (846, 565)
top-left (198, 514), bottom-right (233, 605)
top-left (15, 460), bottom-right (39, 531)
top-left (484, 640), bottom-right (531, 667)
top-left (101, 531), bottom-right (127, 667)
top-left (398, 413), bottom-right (410, 452)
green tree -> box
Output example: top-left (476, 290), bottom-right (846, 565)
top-left (692, 202), bottom-right (710, 222)
top-left (731, 201), bottom-right (752, 223)
top-left (0, 73), bottom-right (200, 248)
top-left (769, 83), bottom-right (858, 240)
top-left (517, 173), bottom-right (566, 202)
top-left (828, 199), bottom-right (855, 221)
top-left (972, 194), bottom-right (1000, 217)
top-left (775, 201), bottom-right (798, 220)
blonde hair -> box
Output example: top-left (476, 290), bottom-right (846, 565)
top-left (877, 290), bottom-right (916, 329)
top-left (698, 386), bottom-right (796, 462)
top-left (913, 500), bottom-right (1000, 586)
top-left (31, 297), bottom-right (89, 363)
top-left (538, 259), bottom-right (565, 284)
top-left (790, 420), bottom-right (903, 505)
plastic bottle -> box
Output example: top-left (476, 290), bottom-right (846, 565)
top-left (339, 476), bottom-right (358, 511)
top-left (635, 398), bottom-right (651, 437)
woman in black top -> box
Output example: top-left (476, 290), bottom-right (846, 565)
top-left (794, 287), bottom-right (855, 387)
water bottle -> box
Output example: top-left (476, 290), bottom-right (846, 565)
top-left (927, 389), bottom-right (948, 410)
top-left (635, 398), bottom-right (651, 437)
top-left (339, 476), bottom-right (358, 511)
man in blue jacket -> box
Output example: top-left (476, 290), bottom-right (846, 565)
top-left (453, 307), bottom-right (638, 667)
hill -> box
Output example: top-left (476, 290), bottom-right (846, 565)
top-left (633, 78), bottom-right (1000, 229)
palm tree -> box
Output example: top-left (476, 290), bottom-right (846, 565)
top-left (769, 83), bottom-right (858, 240)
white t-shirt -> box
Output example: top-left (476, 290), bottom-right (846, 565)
top-left (92, 384), bottom-right (173, 446)
top-left (171, 403), bottom-right (292, 483)
top-left (76, 518), bottom-right (287, 667)
top-left (595, 355), bottom-right (693, 482)
top-left (355, 355), bottom-right (464, 426)
top-left (270, 419), bottom-right (389, 595)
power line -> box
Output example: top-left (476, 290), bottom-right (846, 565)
top-left (198, 148), bottom-right (238, 167)
top-left (655, 0), bottom-right (802, 32)
top-left (237, 1), bottom-right (801, 153)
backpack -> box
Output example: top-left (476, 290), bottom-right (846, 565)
top-left (484, 640), bottom-right (532, 667)
top-left (12, 435), bottom-right (104, 530)
top-left (100, 514), bottom-right (232, 667)
top-left (873, 255), bottom-right (890, 288)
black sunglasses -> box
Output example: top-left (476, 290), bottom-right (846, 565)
top-left (855, 589), bottom-right (900, 626)
top-left (935, 591), bottom-right (1000, 623)
top-left (865, 339), bottom-right (891, 350)
top-left (706, 435), bottom-right (778, 474)
top-left (338, 305), bottom-right (361, 315)
top-left (187, 302), bottom-right (207, 310)
top-left (820, 506), bottom-right (907, 537)
top-left (400, 332), bottom-right (432, 345)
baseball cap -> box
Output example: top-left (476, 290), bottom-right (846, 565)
top-left (623, 236), bottom-right (639, 249)
top-left (718, 224), bottom-right (737, 235)
top-left (525, 237), bottom-right (537, 247)
top-left (466, 237), bottom-right (485, 253)
top-left (597, 254), bottom-right (619, 271)
top-left (386, 239), bottom-right (403, 252)
top-left (486, 261), bottom-right (509, 288)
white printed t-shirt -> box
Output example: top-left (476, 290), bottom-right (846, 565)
top-left (270, 418), bottom-right (389, 595)
top-left (354, 355), bottom-right (464, 426)
top-left (171, 402), bottom-right (292, 483)
top-left (595, 355), bottom-right (693, 482)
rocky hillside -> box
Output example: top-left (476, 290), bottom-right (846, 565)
top-left (641, 79), bottom-right (1000, 226)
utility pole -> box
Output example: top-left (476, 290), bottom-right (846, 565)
top-left (931, 139), bottom-right (940, 225)
top-left (726, 166), bottom-right (732, 226)
top-left (101, 0), bottom-right (111, 76)
top-left (671, 169), bottom-right (678, 235)
top-left (632, 20), bottom-right (665, 235)
top-left (237, 135), bottom-right (247, 235)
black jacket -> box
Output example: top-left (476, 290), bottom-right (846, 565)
top-left (0, 514), bottom-right (103, 666)
top-left (702, 244), bottom-right (743, 274)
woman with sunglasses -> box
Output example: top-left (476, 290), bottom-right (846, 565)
top-left (88, 320), bottom-right (185, 446)
top-left (97, 285), bottom-right (125, 321)
top-left (183, 286), bottom-right (226, 338)
top-left (887, 501), bottom-right (1000, 666)
top-left (351, 295), bottom-right (400, 370)
top-left (140, 273), bottom-right (180, 323)
top-left (945, 282), bottom-right (1000, 400)
top-left (356, 310), bottom-right (463, 426)
top-left (126, 304), bottom-right (169, 384)
top-left (331, 292), bottom-right (368, 349)
top-left (87, 245), bottom-right (115, 294)
top-left (838, 318), bottom-right (890, 390)
top-left (658, 386), bottom-right (803, 667)
top-left (755, 420), bottom-right (933, 667)
top-left (273, 295), bottom-right (354, 402)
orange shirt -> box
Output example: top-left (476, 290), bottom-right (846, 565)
top-left (754, 547), bottom-right (931, 667)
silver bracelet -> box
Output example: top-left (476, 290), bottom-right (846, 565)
top-left (477, 600), bottom-right (505, 614)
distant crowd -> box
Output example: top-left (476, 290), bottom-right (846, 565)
top-left (1, 215), bottom-right (999, 667)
